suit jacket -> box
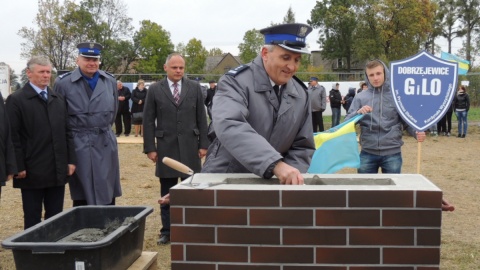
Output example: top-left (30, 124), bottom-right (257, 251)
top-left (117, 86), bottom-right (131, 113)
top-left (0, 92), bottom-right (16, 186)
top-left (143, 77), bottom-right (209, 178)
top-left (6, 83), bottom-right (76, 189)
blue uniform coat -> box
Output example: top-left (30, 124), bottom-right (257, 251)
top-left (54, 68), bottom-right (121, 205)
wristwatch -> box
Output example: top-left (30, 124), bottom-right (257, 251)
top-left (263, 159), bottom-right (282, 179)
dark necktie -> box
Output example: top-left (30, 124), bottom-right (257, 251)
top-left (173, 83), bottom-right (180, 104)
top-left (40, 91), bottom-right (48, 102)
top-left (273, 85), bottom-right (281, 103)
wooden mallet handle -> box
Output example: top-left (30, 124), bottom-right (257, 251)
top-left (162, 157), bottom-right (194, 175)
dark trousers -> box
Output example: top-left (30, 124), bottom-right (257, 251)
top-left (21, 186), bottom-right (65, 229)
top-left (312, 111), bottom-right (324, 132)
top-left (446, 110), bottom-right (453, 133)
top-left (72, 197), bottom-right (116, 207)
top-left (159, 177), bottom-right (184, 236)
top-left (115, 111), bottom-right (131, 135)
top-left (437, 114), bottom-right (447, 133)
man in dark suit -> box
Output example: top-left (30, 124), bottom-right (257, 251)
top-left (115, 80), bottom-right (132, 137)
top-left (6, 56), bottom-right (76, 229)
top-left (0, 92), bottom-right (17, 200)
top-left (143, 53), bottom-right (209, 245)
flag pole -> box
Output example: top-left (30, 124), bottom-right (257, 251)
top-left (417, 141), bottom-right (422, 174)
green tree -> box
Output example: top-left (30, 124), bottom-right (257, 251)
top-left (184, 38), bottom-right (208, 75)
top-left (456, 0), bottom-right (480, 66)
top-left (133, 20), bottom-right (174, 73)
top-left (309, 0), bottom-right (357, 71)
top-left (77, 0), bottom-right (136, 73)
top-left (283, 7), bottom-right (296, 23)
top-left (434, 0), bottom-right (466, 54)
top-left (354, 0), bottom-right (436, 61)
top-left (208, 48), bottom-right (224, 56)
top-left (238, 29), bottom-right (264, 63)
top-left (18, 0), bottom-right (83, 70)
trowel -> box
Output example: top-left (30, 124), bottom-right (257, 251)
top-left (162, 157), bottom-right (223, 189)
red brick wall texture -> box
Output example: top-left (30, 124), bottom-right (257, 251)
top-left (170, 187), bottom-right (442, 270)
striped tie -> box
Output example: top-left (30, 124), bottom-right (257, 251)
top-left (173, 83), bottom-right (180, 104)
top-left (40, 91), bottom-right (48, 102)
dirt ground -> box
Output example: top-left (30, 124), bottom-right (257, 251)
top-left (1, 124), bottom-right (479, 269)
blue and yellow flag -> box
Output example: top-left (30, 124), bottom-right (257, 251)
top-left (308, 114), bottom-right (364, 174)
top-left (441, 51), bottom-right (470, 75)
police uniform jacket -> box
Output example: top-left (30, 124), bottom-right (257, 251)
top-left (202, 55), bottom-right (315, 177)
top-left (53, 68), bottom-right (121, 205)
top-left (143, 77), bottom-right (209, 178)
top-left (6, 83), bottom-right (76, 189)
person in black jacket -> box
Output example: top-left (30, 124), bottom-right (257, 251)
top-left (329, 82), bottom-right (343, 127)
top-left (6, 56), bottom-right (76, 229)
top-left (204, 80), bottom-right (216, 121)
top-left (0, 92), bottom-right (17, 200)
top-left (115, 80), bottom-right (131, 137)
top-left (453, 85), bottom-right (470, 138)
top-left (131, 79), bottom-right (147, 137)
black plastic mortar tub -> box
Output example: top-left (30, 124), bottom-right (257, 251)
top-left (1, 205), bottom-right (153, 270)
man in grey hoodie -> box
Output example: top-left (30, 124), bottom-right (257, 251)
top-left (345, 60), bottom-right (426, 173)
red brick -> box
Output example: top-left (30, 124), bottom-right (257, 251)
top-left (219, 265), bottom-right (280, 270)
top-left (350, 267), bottom-right (413, 270)
top-left (185, 208), bottom-right (247, 225)
top-left (250, 209), bottom-right (313, 226)
top-left (417, 229), bottom-right (441, 246)
top-left (171, 244), bottom-right (183, 261)
top-left (282, 190), bottom-right (346, 207)
top-left (218, 227), bottom-right (280, 245)
top-left (170, 189), bottom-right (215, 206)
top-left (171, 226), bottom-right (215, 243)
top-left (283, 228), bottom-right (346, 245)
top-left (186, 245), bottom-right (248, 262)
top-left (284, 267), bottom-right (347, 270)
top-left (251, 246), bottom-right (314, 263)
top-left (170, 207), bottom-right (183, 224)
top-left (171, 263), bottom-right (215, 270)
top-left (383, 248), bottom-right (440, 264)
top-left (316, 247), bottom-right (380, 264)
top-left (350, 228), bottom-right (414, 245)
top-left (316, 210), bottom-right (380, 226)
top-left (349, 190), bottom-right (414, 207)
top-left (416, 191), bottom-right (442, 208)
top-left (382, 210), bottom-right (441, 227)
top-left (217, 190), bottom-right (279, 206)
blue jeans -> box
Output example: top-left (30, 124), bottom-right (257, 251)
top-left (331, 107), bottom-right (341, 127)
top-left (358, 151), bottom-right (402, 174)
top-left (455, 110), bottom-right (468, 135)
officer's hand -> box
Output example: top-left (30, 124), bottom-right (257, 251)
top-left (273, 161), bottom-right (304, 185)
top-left (6, 174), bottom-right (13, 181)
top-left (357, 105), bottom-right (372, 114)
top-left (147, 152), bottom-right (158, 163)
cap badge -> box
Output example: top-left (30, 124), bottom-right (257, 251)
top-left (89, 43), bottom-right (95, 48)
top-left (298, 26), bottom-right (308, 37)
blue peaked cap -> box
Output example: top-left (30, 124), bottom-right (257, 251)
top-left (260, 23), bottom-right (313, 54)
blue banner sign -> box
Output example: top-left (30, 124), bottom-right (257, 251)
top-left (390, 51), bottom-right (458, 131)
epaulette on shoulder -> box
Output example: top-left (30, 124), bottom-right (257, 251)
top-left (104, 71), bottom-right (115, 78)
top-left (57, 72), bottom-right (72, 80)
top-left (292, 75), bottom-right (307, 91)
top-left (226, 64), bottom-right (250, 76)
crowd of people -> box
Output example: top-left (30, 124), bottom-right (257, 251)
top-left (0, 23), bottom-right (461, 244)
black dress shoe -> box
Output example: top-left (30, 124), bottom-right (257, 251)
top-left (157, 234), bottom-right (170, 245)
top-left (116, 134), bottom-right (121, 137)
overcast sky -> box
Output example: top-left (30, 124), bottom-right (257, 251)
top-left (0, 0), bottom-right (463, 75)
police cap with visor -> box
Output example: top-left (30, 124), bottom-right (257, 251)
top-left (77, 42), bottom-right (103, 58)
top-left (260, 23), bottom-right (313, 54)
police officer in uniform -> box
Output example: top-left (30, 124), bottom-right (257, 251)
top-left (54, 42), bottom-right (121, 206)
top-left (202, 23), bottom-right (315, 185)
